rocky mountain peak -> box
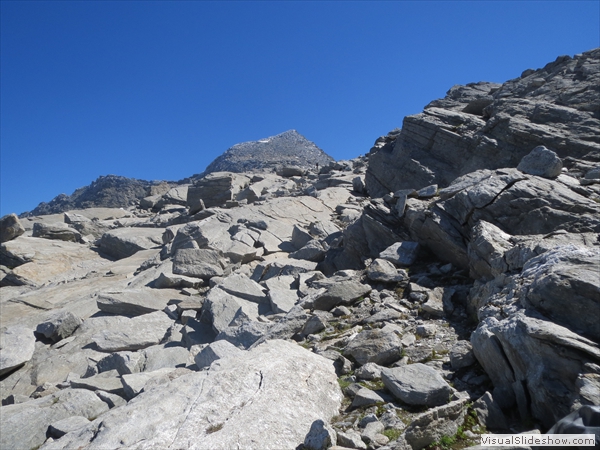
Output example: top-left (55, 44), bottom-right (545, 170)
top-left (202, 129), bottom-right (334, 176)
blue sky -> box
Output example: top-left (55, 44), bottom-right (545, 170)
top-left (1, 1), bottom-right (599, 217)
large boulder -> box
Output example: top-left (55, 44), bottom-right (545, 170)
top-left (98, 228), bottom-right (163, 259)
top-left (32, 222), bottom-right (82, 243)
top-left (172, 248), bottom-right (226, 280)
top-left (516, 145), bottom-right (563, 178)
top-left (312, 277), bottom-right (372, 311)
top-left (381, 363), bottom-right (454, 407)
top-left (39, 340), bottom-right (342, 450)
top-left (187, 172), bottom-right (250, 212)
top-left (0, 214), bottom-right (25, 243)
top-left (344, 328), bottom-right (403, 366)
top-left (96, 289), bottom-right (177, 317)
top-left (91, 311), bottom-right (174, 352)
top-left (0, 326), bottom-right (36, 376)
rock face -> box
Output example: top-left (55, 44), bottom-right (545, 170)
top-left (366, 48), bottom-right (600, 197)
top-left (202, 130), bottom-right (334, 175)
top-left (40, 340), bottom-right (342, 450)
top-left (2, 50), bottom-right (599, 450)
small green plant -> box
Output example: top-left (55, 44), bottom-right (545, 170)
top-left (338, 378), bottom-right (353, 390)
top-left (383, 428), bottom-right (402, 442)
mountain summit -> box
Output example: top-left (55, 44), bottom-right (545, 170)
top-left (203, 130), bottom-right (334, 175)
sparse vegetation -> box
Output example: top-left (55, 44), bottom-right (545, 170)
top-left (383, 428), bottom-right (402, 442)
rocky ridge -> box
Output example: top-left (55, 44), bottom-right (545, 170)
top-left (1, 48), bottom-right (599, 450)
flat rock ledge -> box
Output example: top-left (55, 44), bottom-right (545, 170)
top-left (40, 340), bottom-right (343, 450)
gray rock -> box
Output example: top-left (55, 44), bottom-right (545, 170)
top-left (96, 289), bottom-right (173, 316)
top-left (0, 213), bottom-right (25, 242)
top-left (355, 362), bottom-right (384, 380)
top-left (331, 305), bottom-right (351, 317)
top-left (48, 416), bottom-right (91, 438)
top-left (201, 286), bottom-right (265, 335)
top-left (278, 166), bottom-right (305, 177)
top-left (344, 328), bottom-right (403, 366)
top-left (472, 310), bottom-right (600, 428)
top-left (0, 326), bottom-right (35, 376)
top-left (95, 390), bottom-right (127, 409)
top-left (337, 429), bottom-right (368, 450)
top-left (367, 258), bottom-right (409, 283)
top-left (153, 269), bottom-right (203, 289)
top-left (313, 279), bottom-right (372, 311)
top-left (468, 220), bottom-right (513, 280)
top-left (290, 239), bottom-right (326, 262)
top-left (98, 228), bottom-right (163, 259)
top-left (473, 391), bottom-right (508, 431)
top-left (361, 419), bottom-right (387, 445)
top-left (194, 340), bottom-right (244, 369)
top-left (449, 340), bottom-right (475, 370)
top-left (97, 351), bottom-right (145, 375)
top-left (291, 225), bottom-right (313, 250)
top-left (301, 311), bottom-right (332, 336)
top-left (143, 344), bottom-right (190, 372)
top-left (36, 310), bottom-right (82, 342)
top-left (303, 419), bottom-right (337, 450)
top-left (0, 388), bottom-right (109, 450)
top-left (353, 176), bottom-right (367, 194)
top-left (421, 287), bottom-right (446, 317)
top-left (417, 184), bottom-right (438, 198)
top-left (121, 367), bottom-right (181, 400)
top-left (172, 248), bottom-right (226, 280)
top-left (441, 168), bottom-right (600, 236)
top-left (404, 398), bottom-right (468, 449)
top-left (217, 272), bottom-right (268, 304)
top-left (350, 387), bottom-right (385, 409)
top-left (32, 222), bottom-right (82, 243)
top-left (517, 146), bottom-right (563, 178)
top-left (215, 320), bottom-right (271, 349)
top-left (548, 405), bottom-right (600, 443)
top-left (265, 275), bottom-right (299, 314)
top-left (379, 241), bottom-right (420, 266)
top-left (181, 318), bottom-right (217, 347)
top-left (382, 363), bottom-right (453, 407)
top-left (187, 172), bottom-right (250, 211)
top-left (70, 370), bottom-right (125, 396)
top-left (91, 311), bottom-right (174, 352)
top-left (521, 246), bottom-right (600, 340)
top-left (39, 340), bottom-right (342, 450)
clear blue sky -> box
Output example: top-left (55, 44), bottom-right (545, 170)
top-left (1, 1), bottom-right (598, 217)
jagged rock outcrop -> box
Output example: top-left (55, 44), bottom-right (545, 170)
top-left (20, 175), bottom-right (175, 217)
top-left (366, 48), bottom-right (600, 197)
top-left (202, 130), bottom-right (334, 175)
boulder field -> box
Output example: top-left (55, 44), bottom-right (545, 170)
top-left (1, 48), bottom-right (599, 450)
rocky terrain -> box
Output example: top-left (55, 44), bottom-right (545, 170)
top-left (20, 175), bottom-right (177, 218)
top-left (1, 48), bottom-right (599, 450)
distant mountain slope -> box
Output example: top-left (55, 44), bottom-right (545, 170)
top-left (20, 175), bottom-right (172, 218)
top-left (203, 130), bottom-right (334, 175)
top-left (20, 130), bottom-right (333, 217)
